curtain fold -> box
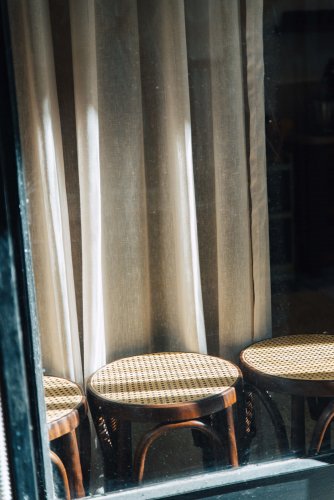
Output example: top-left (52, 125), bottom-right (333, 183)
top-left (136, 0), bottom-right (207, 355)
top-left (8, 0), bottom-right (82, 382)
top-left (245, 0), bottom-right (272, 343)
top-left (9, 0), bottom-right (271, 381)
top-left (186, 0), bottom-right (271, 360)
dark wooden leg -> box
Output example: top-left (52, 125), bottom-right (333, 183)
top-left (99, 418), bottom-right (133, 488)
top-left (116, 420), bottom-right (132, 482)
top-left (133, 419), bottom-right (226, 484)
top-left (91, 411), bottom-right (116, 486)
top-left (194, 402), bottom-right (241, 469)
top-left (50, 450), bottom-right (70, 500)
top-left (78, 415), bottom-right (91, 494)
top-left (88, 395), bottom-right (133, 490)
top-left (291, 396), bottom-right (305, 457)
top-left (226, 406), bottom-right (238, 467)
top-left (309, 400), bottom-right (334, 455)
top-left (250, 385), bottom-right (289, 455)
top-left (237, 385), bottom-right (256, 465)
top-left (192, 415), bottom-right (218, 470)
top-left (100, 417), bottom-right (132, 489)
top-left (63, 430), bottom-right (85, 498)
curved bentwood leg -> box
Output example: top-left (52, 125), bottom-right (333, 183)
top-left (309, 399), bottom-right (334, 455)
top-left (133, 419), bottom-right (232, 484)
top-left (225, 406), bottom-right (238, 466)
top-left (50, 450), bottom-right (70, 500)
top-left (247, 384), bottom-right (289, 455)
top-left (63, 429), bottom-right (86, 498)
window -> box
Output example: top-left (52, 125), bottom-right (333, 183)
top-left (2, 1), bottom-right (334, 499)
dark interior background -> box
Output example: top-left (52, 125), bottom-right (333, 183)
top-left (264, 0), bottom-right (334, 336)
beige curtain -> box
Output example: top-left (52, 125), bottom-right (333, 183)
top-left (8, 0), bottom-right (271, 382)
top-left (8, 0), bottom-right (82, 382)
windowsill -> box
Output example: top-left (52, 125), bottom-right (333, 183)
top-left (96, 456), bottom-right (334, 499)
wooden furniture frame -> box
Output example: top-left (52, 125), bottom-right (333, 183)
top-left (87, 352), bottom-right (241, 488)
top-left (44, 376), bottom-right (89, 499)
top-left (240, 334), bottom-right (334, 456)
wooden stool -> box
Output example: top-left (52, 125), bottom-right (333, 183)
top-left (240, 334), bottom-right (334, 456)
top-left (44, 376), bottom-right (89, 499)
top-left (87, 352), bottom-right (241, 487)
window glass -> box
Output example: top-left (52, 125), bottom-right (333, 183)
top-left (265, 0), bottom-right (334, 462)
top-left (6, 0), bottom-right (334, 497)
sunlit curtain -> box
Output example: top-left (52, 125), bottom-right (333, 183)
top-left (8, 0), bottom-right (271, 382)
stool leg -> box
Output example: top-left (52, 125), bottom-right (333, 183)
top-left (192, 415), bottom-right (218, 470)
top-left (63, 430), bottom-right (85, 498)
top-left (291, 396), bottom-right (305, 456)
top-left (89, 402), bottom-right (133, 489)
top-left (117, 420), bottom-right (132, 482)
top-left (50, 450), bottom-right (70, 500)
top-left (237, 384), bottom-right (256, 465)
top-left (226, 406), bottom-right (238, 467)
top-left (133, 419), bottom-right (226, 484)
top-left (195, 407), bottom-right (240, 469)
top-left (78, 415), bottom-right (91, 494)
top-left (90, 409), bottom-right (116, 485)
top-left (249, 385), bottom-right (289, 455)
top-left (309, 400), bottom-right (334, 455)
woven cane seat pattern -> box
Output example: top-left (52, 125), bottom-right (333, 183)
top-left (242, 334), bottom-right (334, 381)
top-left (90, 352), bottom-right (239, 405)
top-left (44, 376), bottom-right (83, 423)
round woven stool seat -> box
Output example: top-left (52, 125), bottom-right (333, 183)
top-left (88, 352), bottom-right (240, 421)
top-left (87, 352), bottom-right (241, 485)
top-left (240, 334), bottom-right (334, 397)
top-left (44, 376), bottom-right (84, 423)
top-left (44, 376), bottom-right (87, 440)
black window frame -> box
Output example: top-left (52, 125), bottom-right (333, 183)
top-left (0, 1), bottom-right (53, 498)
top-left (1, 1), bottom-right (334, 499)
